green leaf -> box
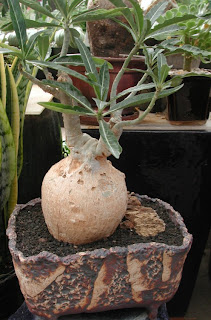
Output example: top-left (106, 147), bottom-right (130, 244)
top-left (109, 0), bottom-right (137, 33)
top-left (7, 0), bottom-right (27, 56)
top-left (2, 19), bottom-right (60, 31)
top-left (145, 0), bottom-right (168, 25)
top-left (146, 25), bottom-right (183, 41)
top-left (68, 0), bottom-right (84, 16)
top-left (72, 8), bottom-right (123, 23)
top-left (157, 53), bottom-right (169, 83)
top-left (0, 43), bottom-right (24, 59)
top-left (53, 0), bottom-right (68, 19)
top-left (54, 55), bottom-right (113, 69)
top-left (114, 83), bottom-right (156, 100)
top-left (107, 85), bottom-right (184, 114)
top-left (99, 120), bottom-right (122, 159)
top-left (39, 101), bottom-right (95, 116)
top-left (37, 35), bottom-right (50, 60)
top-left (25, 30), bottom-right (45, 58)
top-left (74, 38), bottom-right (99, 82)
top-left (27, 60), bottom-right (91, 84)
top-left (42, 79), bottom-right (95, 113)
top-left (126, 0), bottom-right (144, 36)
top-left (99, 62), bottom-right (110, 101)
top-left (19, 0), bottom-right (57, 19)
top-left (0, 100), bottom-right (16, 212)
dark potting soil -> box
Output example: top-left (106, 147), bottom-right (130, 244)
top-left (15, 196), bottom-right (183, 258)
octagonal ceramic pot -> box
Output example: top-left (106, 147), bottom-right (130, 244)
top-left (7, 196), bottom-right (192, 320)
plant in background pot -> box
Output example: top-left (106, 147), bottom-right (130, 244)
top-left (0, 52), bottom-right (38, 318)
top-left (157, 0), bottom-right (211, 124)
top-left (3, 1), bottom-right (192, 319)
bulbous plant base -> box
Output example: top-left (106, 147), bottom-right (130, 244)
top-left (7, 196), bottom-right (192, 320)
top-left (41, 156), bottom-right (128, 244)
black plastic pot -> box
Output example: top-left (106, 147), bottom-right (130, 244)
top-left (167, 76), bottom-right (211, 125)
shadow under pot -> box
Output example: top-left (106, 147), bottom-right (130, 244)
top-left (167, 76), bottom-right (211, 125)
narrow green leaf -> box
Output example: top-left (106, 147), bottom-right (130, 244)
top-left (107, 85), bottom-right (184, 114)
top-left (42, 79), bottom-right (95, 113)
top-left (54, 0), bottom-right (68, 18)
top-left (72, 8), bottom-right (123, 23)
top-left (99, 120), bottom-right (122, 159)
top-left (126, 0), bottom-right (144, 35)
top-left (54, 55), bottom-right (113, 69)
top-left (2, 19), bottom-right (60, 31)
top-left (19, 0), bottom-right (57, 19)
top-left (68, 0), bottom-right (83, 16)
top-left (99, 62), bottom-right (110, 101)
top-left (109, 0), bottom-right (137, 33)
top-left (146, 25), bottom-right (182, 40)
top-left (27, 60), bottom-right (91, 84)
top-left (39, 101), bottom-right (95, 116)
top-left (0, 43), bottom-right (24, 59)
top-left (37, 35), bottom-right (50, 60)
top-left (7, 0), bottom-right (27, 55)
top-left (74, 38), bottom-right (99, 82)
top-left (0, 54), bottom-right (6, 109)
top-left (114, 83), bottom-right (156, 100)
top-left (25, 30), bottom-right (45, 58)
top-left (145, 0), bottom-right (168, 25)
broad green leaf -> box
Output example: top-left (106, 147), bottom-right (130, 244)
top-left (145, 0), bottom-right (168, 25)
top-left (19, 0), bottom-right (57, 19)
top-left (0, 99), bottom-right (16, 212)
top-left (7, 0), bottom-right (27, 56)
top-left (99, 62), bottom-right (110, 101)
top-left (42, 79), bottom-right (94, 113)
top-left (99, 120), bottom-right (122, 159)
top-left (27, 60), bottom-right (91, 84)
top-left (39, 101), bottom-right (95, 116)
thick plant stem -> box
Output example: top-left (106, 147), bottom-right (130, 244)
top-left (183, 54), bottom-right (192, 72)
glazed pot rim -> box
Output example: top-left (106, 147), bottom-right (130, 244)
top-left (7, 196), bottom-right (192, 264)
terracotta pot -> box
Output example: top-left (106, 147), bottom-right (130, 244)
top-left (7, 196), bottom-right (192, 320)
top-left (167, 76), bottom-right (211, 125)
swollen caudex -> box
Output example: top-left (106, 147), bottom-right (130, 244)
top-left (41, 156), bottom-right (128, 244)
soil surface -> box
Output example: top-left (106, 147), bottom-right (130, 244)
top-left (16, 195), bottom-right (183, 257)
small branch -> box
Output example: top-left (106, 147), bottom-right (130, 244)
top-left (19, 65), bottom-right (60, 100)
top-left (113, 88), bottom-right (161, 131)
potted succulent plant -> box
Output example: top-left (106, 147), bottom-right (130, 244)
top-left (157, 0), bottom-right (211, 124)
top-left (2, 0), bottom-right (193, 319)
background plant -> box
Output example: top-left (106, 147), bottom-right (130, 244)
top-left (157, 0), bottom-right (211, 71)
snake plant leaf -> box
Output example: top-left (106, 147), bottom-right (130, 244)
top-left (28, 60), bottom-right (91, 84)
top-left (99, 119), bottom-right (122, 159)
top-left (39, 101), bottom-right (96, 116)
top-left (0, 54), bottom-right (6, 109)
top-left (7, 0), bottom-right (27, 56)
top-left (19, 0), bottom-right (57, 20)
top-left (145, 0), bottom-right (168, 25)
top-left (107, 85), bottom-right (184, 114)
top-left (42, 79), bottom-right (94, 113)
top-left (0, 100), bottom-right (16, 212)
top-left (99, 62), bottom-right (110, 101)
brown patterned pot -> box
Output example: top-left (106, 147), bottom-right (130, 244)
top-left (7, 196), bottom-right (192, 320)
